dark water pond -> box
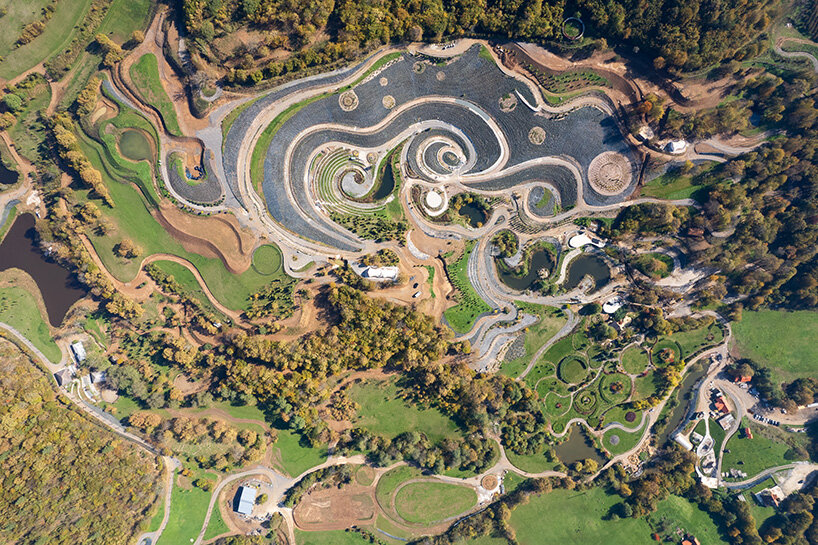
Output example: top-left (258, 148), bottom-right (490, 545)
top-left (554, 424), bottom-right (606, 466)
top-left (458, 202), bottom-right (487, 228)
top-left (496, 249), bottom-right (555, 291)
top-left (372, 161), bottom-right (396, 201)
top-left (564, 254), bottom-right (610, 291)
top-left (655, 363), bottom-right (709, 447)
top-left (0, 158), bottom-right (19, 186)
top-left (0, 214), bottom-right (88, 326)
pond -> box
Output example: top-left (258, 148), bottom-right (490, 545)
top-left (496, 248), bottom-right (555, 291)
top-left (553, 424), bottom-right (606, 466)
top-left (118, 129), bottom-right (153, 162)
top-left (457, 202), bottom-right (487, 228)
top-left (372, 161), bottom-right (396, 201)
top-left (0, 157), bottom-right (19, 186)
top-left (563, 253), bottom-right (610, 292)
top-left (0, 214), bottom-right (88, 326)
top-left (655, 362), bottom-right (709, 447)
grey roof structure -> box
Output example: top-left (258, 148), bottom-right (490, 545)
top-left (233, 485), bottom-right (257, 516)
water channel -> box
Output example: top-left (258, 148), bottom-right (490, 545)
top-left (563, 253), bottom-right (610, 292)
top-left (654, 361), bottom-right (709, 447)
top-left (0, 213), bottom-right (88, 326)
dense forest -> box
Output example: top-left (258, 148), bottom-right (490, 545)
top-left (180, 0), bottom-right (778, 85)
top-left (0, 339), bottom-right (161, 545)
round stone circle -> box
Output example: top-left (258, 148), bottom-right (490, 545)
top-left (609, 434), bottom-right (620, 446)
top-left (588, 151), bottom-right (632, 195)
top-left (382, 95), bottom-right (395, 109)
top-left (528, 126), bottom-right (546, 145)
top-left (436, 71), bottom-right (446, 81)
top-left (413, 61), bottom-right (426, 74)
top-left (339, 90), bottom-right (359, 112)
top-left (481, 475), bottom-right (499, 490)
top-left (379, 76), bottom-right (388, 86)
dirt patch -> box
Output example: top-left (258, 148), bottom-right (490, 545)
top-left (173, 372), bottom-right (209, 395)
top-left (153, 206), bottom-right (255, 273)
top-left (293, 484), bottom-right (376, 530)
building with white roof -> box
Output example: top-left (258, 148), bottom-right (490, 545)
top-left (361, 266), bottom-right (399, 280)
top-left (233, 485), bottom-right (257, 516)
top-left (70, 341), bottom-right (86, 363)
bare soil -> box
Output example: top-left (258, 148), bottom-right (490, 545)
top-left (293, 484), bottom-right (377, 530)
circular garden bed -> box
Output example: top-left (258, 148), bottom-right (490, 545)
top-left (652, 339), bottom-right (682, 366)
top-left (573, 391), bottom-right (597, 415)
top-left (558, 356), bottom-right (589, 384)
top-left (599, 372), bottom-right (632, 404)
top-left (252, 244), bottom-right (283, 275)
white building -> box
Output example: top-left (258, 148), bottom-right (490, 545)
top-left (361, 266), bottom-right (399, 280)
top-left (70, 341), bottom-right (86, 363)
top-left (666, 140), bottom-right (687, 154)
top-left (234, 485), bottom-right (257, 516)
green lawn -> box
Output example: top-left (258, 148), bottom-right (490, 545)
top-left (272, 428), bottom-right (327, 477)
top-left (129, 53), bottom-right (183, 136)
top-left (0, 0), bottom-right (92, 80)
top-left (146, 488), bottom-right (166, 533)
top-left (669, 323), bottom-right (723, 360)
top-left (295, 529), bottom-right (376, 545)
top-left (499, 304), bottom-right (566, 378)
top-left (348, 379), bottom-right (460, 443)
top-left (640, 163), bottom-right (717, 201)
top-left (709, 419), bottom-right (727, 456)
top-left (633, 370), bottom-right (659, 400)
top-left (602, 422), bottom-right (645, 456)
top-left (722, 419), bottom-right (805, 479)
top-left (252, 244), bottom-right (283, 275)
top-left (0, 286), bottom-right (60, 363)
top-left (375, 466), bottom-right (424, 509)
top-left (506, 449), bottom-right (562, 474)
top-left (648, 495), bottom-right (729, 544)
top-left (443, 240), bottom-right (492, 333)
top-left (97, 0), bottom-right (152, 44)
top-left (202, 501), bottom-right (230, 541)
top-left (394, 481), bottom-right (476, 524)
top-left (733, 310), bottom-right (818, 382)
top-left (156, 472), bottom-right (214, 545)
top-left (510, 487), bottom-right (726, 545)
top-left (8, 81), bottom-right (51, 164)
top-left (621, 345), bottom-right (650, 374)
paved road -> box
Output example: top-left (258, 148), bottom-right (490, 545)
top-left (724, 463), bottom-right (818, 490)
top-left (774, 38), bottom-right (818, 72)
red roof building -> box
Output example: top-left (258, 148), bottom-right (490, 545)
top-left (744, 427), bottom-right (753, 439)
top-left (734, 375), bottom-right (752, 383)
top-left (715, 398), bottom-right (729, 414)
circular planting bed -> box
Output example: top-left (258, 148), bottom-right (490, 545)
top-left (573, 391), bottom-right (597, 415)
top-left (394, 481), bottom-right (476, 525)
top-left (382, 95), bottom-right (396, 109)
top-left (528, 126), bottom-right (546, 145)
top-left (599, 372), bottom-right (632, 404)
top-left (652, 339), bottom-right (682, 366)
top-left (608, 434), bottom-right (620, 446)
top-left (339, 90), bottom-right (359, 111)
top-left (252, 244), bottom-right (283, 275)
top-left (562, 17), bottom-right (585, 40)
top-left (558, 356), bottom-right (588, 384)
top-left (625, 411), bottom-right (637, 423)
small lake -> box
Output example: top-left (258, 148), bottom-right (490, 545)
top-left (458, 202), bottom-right (487, 228)
top-left (0, 158), bottom-right (19, 186)
top-left (496, 248), bottom-right (555, 291)
top-left (118, 129), bottom-right (153, 162)
top-left (563, 254), bottom-right (610, 292)
top-left (372, 161), bottom-right (396, 200)
top-left (0, 214), bottom-right (88, 326)
top-left (553, 424), bottom-right (606, 466)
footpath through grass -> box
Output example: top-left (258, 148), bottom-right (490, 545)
top-left (155, 471), bottom-right (214, 545)
top-left (500, 304), bottom-right (566, 378)
top-left (0, 286), bottom-right (60, 363)
top-left (733, 309), bottom-right (818, 382)
top-left (129, 54), bottom-right (183, 136)
top-left (722, 418), bottom-right (805, 478)
top-left (272, 428), bottom-right (328, 477)
top-left (443, 240), bottom-right (491, 333)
